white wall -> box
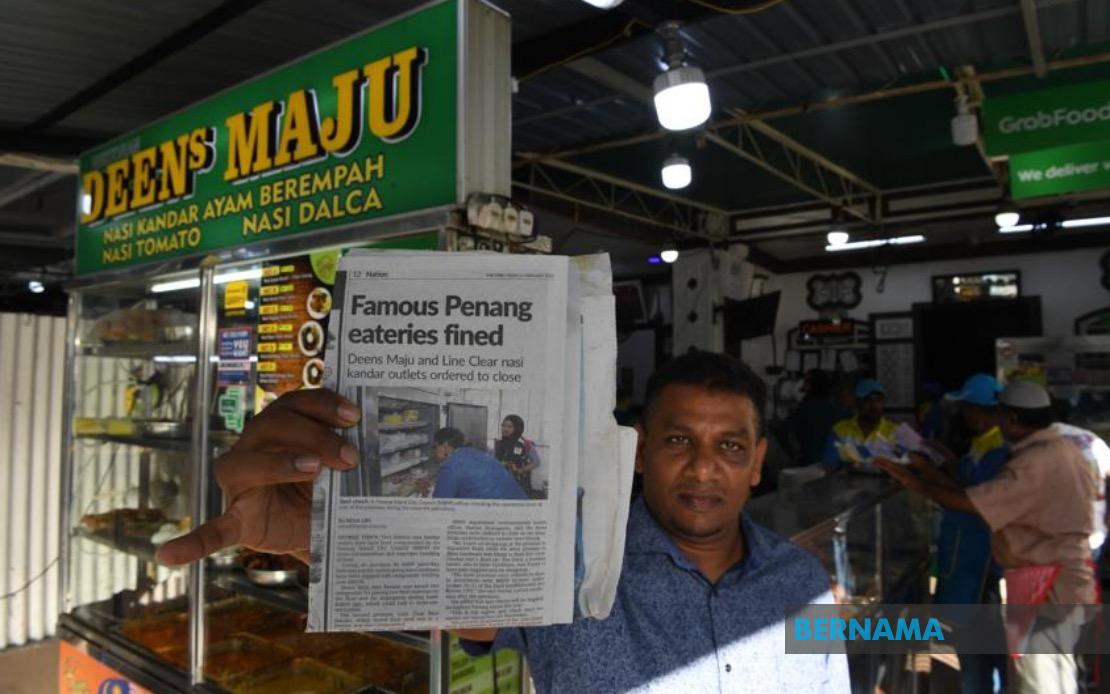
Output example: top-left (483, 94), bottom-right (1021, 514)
top-left (741, 245), bottom-right (1110, 377)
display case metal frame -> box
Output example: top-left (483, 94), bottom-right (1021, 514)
top-left (56, 208), bottom-right (533, 693)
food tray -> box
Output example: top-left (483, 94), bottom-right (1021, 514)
top-left (265, 633), bottom-right (363, 659)
top-left (119, 611), bottom-right (188, 655)
top-left (205, 597), bottom-right (280, 642)
top-left (203, 634), bottom-right (291, 684)
top-left (320, 634), bottom-right (426, 693)
top-left (227, 657), bottom-right (363, 694)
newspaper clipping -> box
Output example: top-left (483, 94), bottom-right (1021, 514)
top-left (309, 251), bottom-right (588, 631)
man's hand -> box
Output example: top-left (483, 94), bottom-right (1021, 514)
top-left (156, 389), bottom-right (361, 566)
top-left (874, 457), bottom-right (922, 492)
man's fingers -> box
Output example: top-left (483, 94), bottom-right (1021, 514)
top-left (215, 450), bottom-right (327, 493)
top-left (265, 388), bottom-right (361, 428)
top-left (230, 408), bottom-right (358, 476)
top-left (155, 513), bottom-right (242, 566)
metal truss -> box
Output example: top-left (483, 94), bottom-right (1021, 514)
top-left (512, 157), bottom-right (731, 239)
top-left (704, 114), bottom-right (882, 224)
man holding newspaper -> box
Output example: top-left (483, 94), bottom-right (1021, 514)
top-left (156, 251), bottom-right (846, 692)
top-left (158, 352), bottom-right (848, 692)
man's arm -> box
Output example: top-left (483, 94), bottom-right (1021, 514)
top-left (452, 628), bottom-right (498, 642)
top-left (875, 458), bottom-right (979, 513)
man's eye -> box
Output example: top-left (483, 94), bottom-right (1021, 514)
top-left (664, 435), bottom-right (690, 445)
top-left (720, 441), bottom-right (744, 452)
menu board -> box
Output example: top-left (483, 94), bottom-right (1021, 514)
top-left (256, 251), bottom-right (339, 411)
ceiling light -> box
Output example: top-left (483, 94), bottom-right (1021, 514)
top-left (660, 243), bottom-right (680, 264)
top-left (81, 193), bottom-right (92, 216)
top-left (654, 67), bottom-right (712, 131)
top-left (825, 235), bottom-right (925, 252)
top-left (1061, 215), bottom-right (1110, 229)
top-left (994, 204), bottom-right (1020, 228)
top-left (580, 0), bottom-right (624, 7)
top-left (997, 224), bottom-right (1034, 234)
top-left (951, 95), bottom-right (978, 147)
top-left (661, 155), bottom-right (692, 190)
top-left (150, 278), bottom-right (201, 293)
top-left (648, 255), bottom-right (663, 265)
top-left (28, 280), bottom-right (44, 294)
top-left (827, 230), bottom-right (849, 246)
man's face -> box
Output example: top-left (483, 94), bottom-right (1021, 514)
top-left (858, 393), bottom-right (885, 423)
top-left (434, 442), bottom-right (451, 463)
top-left (635, 383), bottom-right (767, 546)
top-left (501, 419), bottom-right (515, 438)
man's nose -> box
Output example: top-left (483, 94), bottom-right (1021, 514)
top-left (685, 442), bottom-right (717, 481)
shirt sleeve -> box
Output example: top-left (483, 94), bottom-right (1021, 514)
top-left (966, 455), bottom-right (1041, 531)
top-left (433, 462), bottom-right (457, 499)
top-left (527, 444), bottom-right (541, 467)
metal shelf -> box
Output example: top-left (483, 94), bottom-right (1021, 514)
top-left (76, 433), bottom-right (191, 452)
top-left (379, 420), bottom-right (432, 432)
top-left (79, 341), bottom-right (198, 360)
top-left (382, 456), bottom-right (430, 478)
top-left (74, 526), bottom-right (160, 562)
top-left (210, 571), bottom-right (307, 614)
top-left (379, 441), bottom-right (429, 456)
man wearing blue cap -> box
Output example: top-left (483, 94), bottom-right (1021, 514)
top-left (822, 378), bottom-right (899, 471)
top-left (928, 374), bottom-right (1009, 694)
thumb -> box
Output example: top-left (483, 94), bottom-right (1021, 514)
top-left (155, 513), bottom-right (241, 566)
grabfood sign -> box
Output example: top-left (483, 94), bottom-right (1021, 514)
top-left (76, 0), bottom-right (461, 275)
top-left (982, 80), bottom-right (1110, 156)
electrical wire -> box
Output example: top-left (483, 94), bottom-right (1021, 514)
top-left (519, 19), bottom-right (650, 82)
top-left (683, 0), bottom-right (790, 15)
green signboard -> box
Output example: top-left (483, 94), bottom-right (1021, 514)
top-left (1009, 139), bottom-right (1110, 199)
top-left (982, 80), bottom-right (1110, 157)
top-left (75, 0), bottom-right (507, 276)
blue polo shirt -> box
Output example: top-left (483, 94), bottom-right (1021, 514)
top-left (433, 447), bottom-right (528, 500)
top-left (465, 497), bottom-right (849, 693)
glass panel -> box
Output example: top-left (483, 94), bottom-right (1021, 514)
top-left (66, 273), bottom-right (200, 670)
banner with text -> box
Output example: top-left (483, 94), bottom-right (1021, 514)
top-left (1009, 139), bottom-right (1110, 199)
top-left (76, 0), bottom-right (459, 275)
top-left (982, 79), bottom-right (1110, 157)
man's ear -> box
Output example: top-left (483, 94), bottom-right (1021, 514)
top-left (750, 436), bottom-right (769, 489)
top-left (634, 423), bottom-right (646, 474)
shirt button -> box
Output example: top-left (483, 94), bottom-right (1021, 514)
top-left (725, 664), bottom-right (732, 673)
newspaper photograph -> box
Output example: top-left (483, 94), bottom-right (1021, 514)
top-left (308, 251), bottom-right (577, 631)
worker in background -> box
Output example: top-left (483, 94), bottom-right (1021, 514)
top-left (822, 378), bottom-right (899, 472)
top-left (1052, 421), bottom-right (1110, 562)
top-left (929, 374), bottom-right (1009, 694)
top-left (916, 381), bottom-right (946, 440)
top-left (878, 381), bottom-right (1097, 694)
top-left (788, 370), bottom-right (851, 465)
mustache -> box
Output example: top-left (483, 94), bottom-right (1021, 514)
top-left (673, 485), bottom-right (725, 498)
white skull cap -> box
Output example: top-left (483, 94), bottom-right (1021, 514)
top-left (998, 380), bottom-right (1051, 410)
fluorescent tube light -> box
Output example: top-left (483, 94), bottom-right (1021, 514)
top-left (825, 235), bottom-right (925, 252)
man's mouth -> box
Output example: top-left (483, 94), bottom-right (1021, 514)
top-left (676, 491), bottom-right (722, 511)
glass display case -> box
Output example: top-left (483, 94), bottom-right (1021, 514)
top-left (59, 223), bottom-right (529, 693)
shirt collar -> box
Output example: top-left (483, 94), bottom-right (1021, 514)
top-left (625, 496), bottom-right (768, 580)
top-left (1010, 426), bottom-right (1060, 454)
top-left (970, 426), bottom-right (1005, 457)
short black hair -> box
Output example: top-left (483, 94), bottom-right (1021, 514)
top-left (642, 350), bottom-right (767, 437)
top-left (433, 427), bottom-right (466, 449)
top-left (1003, 405), bottom-right (1054, 430)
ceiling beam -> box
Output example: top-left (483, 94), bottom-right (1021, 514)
top-left (548, 58), bottom-right (881, 223)
top-left (538, 50), bottom-right (1110, 163)
top-left (0, 172), bottom-right (67, 209)
top-left (0, 153), bottom-right (78, 174)
top-left (0, 131), bottom-right (108, 157)
top-left (0, 232), bottom-right (71, 249)
top-left (1020, 0), bottom-right (1049, 78)
top-left (707, 0), bottom-right (1076, 82)
top-left (25, 0), bottom-right (269, 132)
